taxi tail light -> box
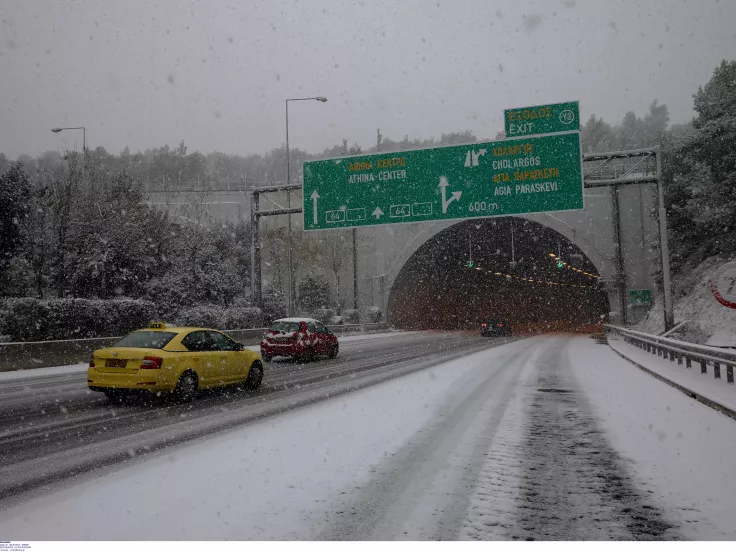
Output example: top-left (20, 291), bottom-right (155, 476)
top-left (89, 354), bottom-right (95, 368)
top-left (141, 356), bottom-right (163, 369)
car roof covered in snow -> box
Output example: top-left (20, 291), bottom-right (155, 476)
top-left (272, 317), bottom-right (318, 323)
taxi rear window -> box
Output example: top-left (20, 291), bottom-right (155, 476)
top-left (113, 331), bottom-right (177, 349)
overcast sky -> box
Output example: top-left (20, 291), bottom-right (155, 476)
top-left (1, 0), bottom-right (735, 159)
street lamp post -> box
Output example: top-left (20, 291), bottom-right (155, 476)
top-left (285, 96), bottom-right (327, 317)
top-left (51, 126), bottom-right (87, 185)
top-left (51, 126), bottom-right (86, 152)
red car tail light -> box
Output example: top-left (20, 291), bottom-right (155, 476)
top-left (481, 323), bottom-right (487, 327)
top-left (141, 356), bottom-right (163, 369)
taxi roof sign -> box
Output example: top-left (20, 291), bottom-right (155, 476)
top-left (149, 322), bottom-right (167, 329)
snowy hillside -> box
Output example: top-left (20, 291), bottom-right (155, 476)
top-left (636, 256), bottom-right (736, 345)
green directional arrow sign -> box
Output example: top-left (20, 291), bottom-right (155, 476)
top-left (303, 131), bottom-right (583, 231)
top-left (505, 101), bottom-right (579, 138)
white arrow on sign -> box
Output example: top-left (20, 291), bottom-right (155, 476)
top-left (310, 190), bottom-right (320, 225)
top-left (372, 207), bottom-right (384, 219)
top-left (438, 177), bottom-right (462, 213)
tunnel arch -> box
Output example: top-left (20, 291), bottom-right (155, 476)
top-left (380, 213), bottom-right (611, 299)
top-left (385, 217), bottom-right (611, 332)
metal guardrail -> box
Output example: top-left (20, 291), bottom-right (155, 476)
top-left (604, 324), bottom-right (736, 384)
top-left (0, 323), bottom-right (390, 372)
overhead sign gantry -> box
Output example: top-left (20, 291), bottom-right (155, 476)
top-left (303, 104), bottom-right (584, 231)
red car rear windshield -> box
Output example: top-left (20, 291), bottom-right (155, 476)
top-left (270, 322), bottom-right (301, 333)
top-left (113, 331), bottom-right (177, 349)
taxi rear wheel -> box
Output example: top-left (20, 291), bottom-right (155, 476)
top-left (244, 361), bottom-right (263, 390)
top-left (174, 370), bottom-right (198, 403)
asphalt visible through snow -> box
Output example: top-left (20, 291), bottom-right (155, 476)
top-left (320, 336), bottom-right (679, 541)
top-left (498, 339), bottom-right (675, 540)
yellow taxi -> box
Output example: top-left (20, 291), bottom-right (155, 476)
top-left (88, 322), bottom-right (263, 403)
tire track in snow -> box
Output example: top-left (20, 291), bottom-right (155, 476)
top-left (457, 365), bottom-right (529, 540)
top-left (461, 337), bottom-right (680, 540)
top-left (319, 339), bottom-right (544, 540)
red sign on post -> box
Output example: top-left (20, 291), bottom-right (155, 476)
top-left (711, 261), bottom-right (736, 309)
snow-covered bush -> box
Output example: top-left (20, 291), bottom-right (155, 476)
top-left (176, 305), bottom-right (225, 329)
top-left (0, 297), bottom-right (156, 341)
top-left (260, 289), bottom-right (286, 324)
top-left (342, 309), bottom-right (360, 324)
top-left (0, 304), bottom-right (10, 339)
top-left (0, 298), bottom-right (45, 341)
top-left (230, 296), bottom-right (254, 309)
top-left (310, 307), bottom-right (336, 325)
top-left (330, 314), bottom-right (343, 325)
top-left (223, 306), bottom-right (263, 329)
top-left (298, 275), bottom-right (330, 312)
top-left (366, 306), bottom-right (382, 323)
top-left (109, 300), bottom-right (158, 336)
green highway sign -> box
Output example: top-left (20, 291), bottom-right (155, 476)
top-left (504, 101), bottom-right (579, 138)
top-left (303, 131), bottom-right (583, 231)
top-left (629, 289), bottom-right (652, 305)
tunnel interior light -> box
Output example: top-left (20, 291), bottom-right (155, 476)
top-left (546, 251), bottom-right (600, 279)
top-left (451, 262), bottom-right (595, 290)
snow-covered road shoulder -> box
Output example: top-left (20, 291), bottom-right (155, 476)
top-left (607, 335), bottom-right (736, 417)
top-left (569, 336), bottom-right (736, 539)
top-left (0, 362), bottom-right (88, 382)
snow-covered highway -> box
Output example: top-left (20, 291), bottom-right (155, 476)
top-left (1, 333), bottom-right (735, 540)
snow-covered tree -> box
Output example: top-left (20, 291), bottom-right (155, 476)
top-left (665, 60), bottom-right (736, 270)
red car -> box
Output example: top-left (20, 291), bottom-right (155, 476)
top-left (260, 317), bottom-right (339, 362)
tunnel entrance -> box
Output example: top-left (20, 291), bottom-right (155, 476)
top-left (387, 218), bottom-right (610, 333)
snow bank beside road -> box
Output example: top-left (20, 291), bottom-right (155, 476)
top-left (0, 362), bottom-right (87, 382)
top-left (569, 336), bottom-right (736, 539)
top-left (608, 336), bottom-right (736, 416)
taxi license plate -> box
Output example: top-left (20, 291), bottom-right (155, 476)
top-left (105, 359), bottom-right (128, 368)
